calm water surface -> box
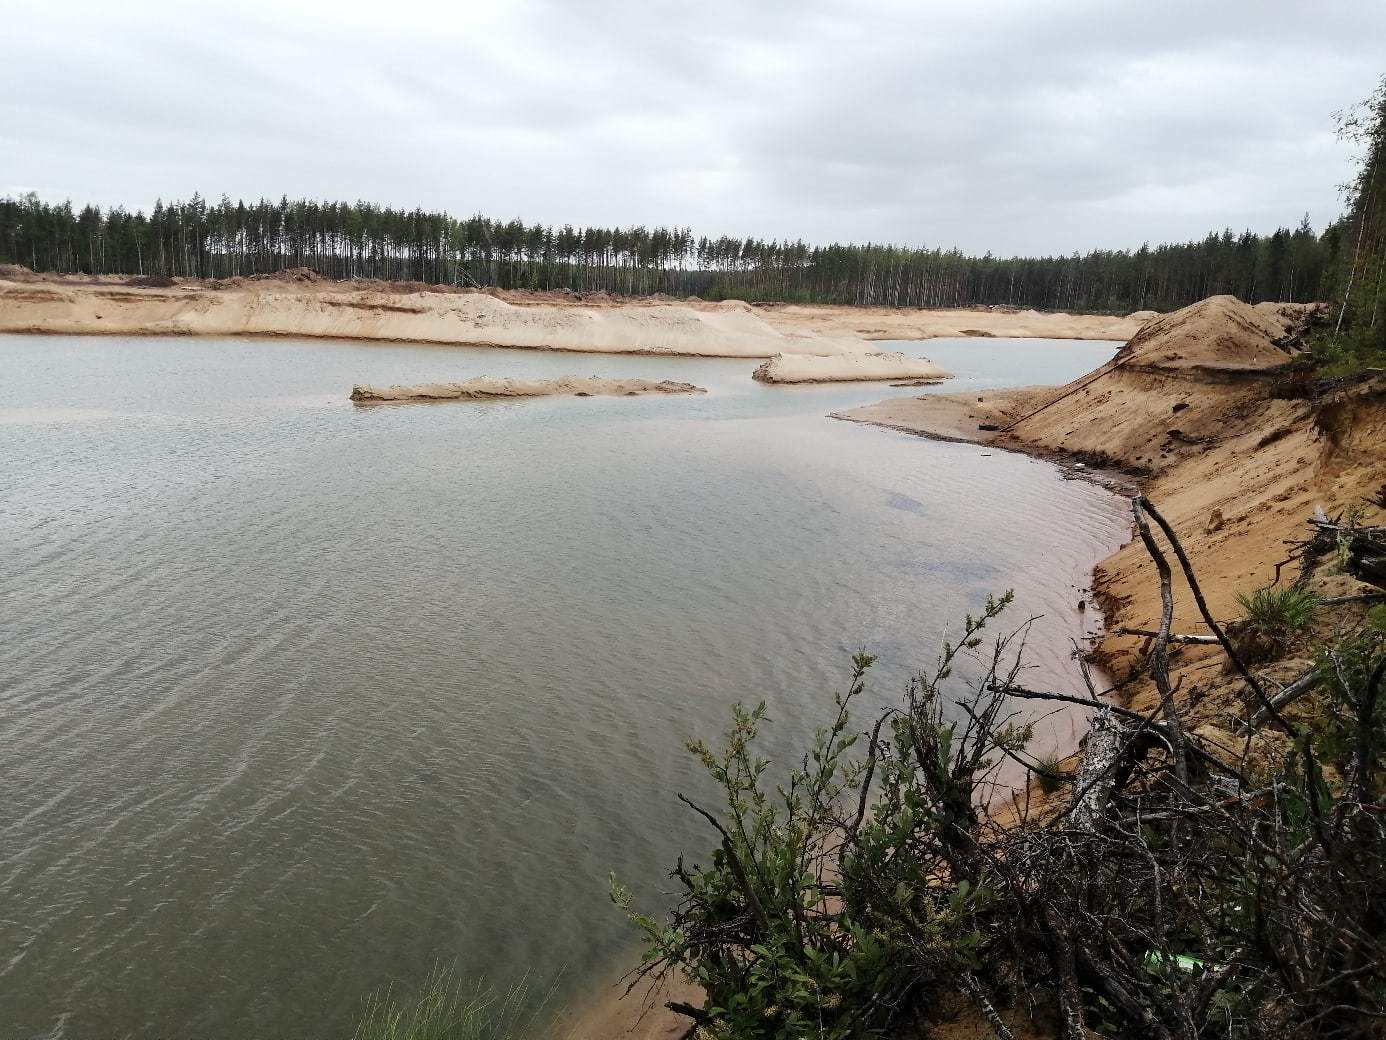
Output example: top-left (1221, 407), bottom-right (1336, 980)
top-left (0, 334), bottom-right (1127, 1037)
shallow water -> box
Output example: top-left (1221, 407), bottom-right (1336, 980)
top-left (0, 334), bottom-right (1127, 1037)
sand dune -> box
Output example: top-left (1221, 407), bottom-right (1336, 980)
top-left (752, 351), bottom-right (952, 384)
top-left (349, 376), bottom-right (705, 402)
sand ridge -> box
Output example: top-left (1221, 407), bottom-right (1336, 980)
top-left (751, 351), bottom-right (952, 384)
top-left (755, 300), bottom-right (1154, 342)
top-left (349, 376), bottom-right (705, 402)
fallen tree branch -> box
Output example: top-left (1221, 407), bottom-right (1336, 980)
top-left (1321, 592), bottom-right (1386, 605)
top-left (1245, 666), bottom-right (1321, 731)
top-left (1132, 497), bottom-right (1190, 794)
top-left (1118, 626), bottom-right (1222, 645)
top-left (1003, 686), bottom-right (1242, 778)
top-left (1137, 496), bottom-right (1296, 735)
top-left (959, 972), bottom-right (1017, 1040)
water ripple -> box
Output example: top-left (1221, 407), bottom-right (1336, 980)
top-left (0, 333), bottom-right (1126, 1037)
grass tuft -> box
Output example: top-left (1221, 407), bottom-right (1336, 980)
top-left (352, 968), bottom-right (546, 1040)
top-left (1035, 753), bottom-right (1066, 795)
top-left (1235, 585), bottom-right (1320, 646)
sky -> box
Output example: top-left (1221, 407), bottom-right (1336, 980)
top-left (1, 0), bottom-right (1382, 256)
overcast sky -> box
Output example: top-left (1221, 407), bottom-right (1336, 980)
top-left (2, 0), bottom-right (1382, 256)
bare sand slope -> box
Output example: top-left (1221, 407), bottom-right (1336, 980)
top-left (757, 301), bottom-right (1157, 342)
top-left (751, 351), bottom-right (951, 384)
top-left (350, 376), bottom-right (704, 402)
top-left (835, 295), bottom-right (1379, 681)
top-left (0, 276), bottom-right (869, 358)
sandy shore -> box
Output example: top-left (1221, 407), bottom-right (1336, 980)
top-left (349, 376), bottom-right (704, 403)
top-left (0, 271), bottom-right (1155, 358)
top-left (837, 294), bottom-right (1383, 681)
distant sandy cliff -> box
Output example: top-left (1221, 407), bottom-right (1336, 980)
top-left (0, 273), bottom-right (864, 358)
top-left (758, 300), bottom-right (1155, 342)
top-left (0, 270), bottom-right (1152, 359)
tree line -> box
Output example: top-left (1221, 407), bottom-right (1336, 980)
top-left (1319, 76), bottom-right (1386, 370)
top-left (0, 191), bottom-right (1344, 315)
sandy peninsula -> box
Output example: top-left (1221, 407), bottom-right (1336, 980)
top-left (834, 295), bottom-right (1382, 678)
top-left (751, 350), bottom-right (951, 384)
top-left (0, 270), bottom-right (1156, 359)
top-left (349, 376), bottom-right (704, 402)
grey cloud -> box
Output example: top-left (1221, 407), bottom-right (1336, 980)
top-left (0, 0), bottom-right (1380, 255)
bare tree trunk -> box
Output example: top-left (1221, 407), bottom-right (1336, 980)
top-left (1070, 707), bottom-right (1125, 833)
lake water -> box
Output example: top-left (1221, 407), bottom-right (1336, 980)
top-left (0, 333), bottom-right (1128, 1037)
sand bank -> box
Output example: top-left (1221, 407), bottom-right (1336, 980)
top-left (0, 271), bottom-right (1156, 357)
top-left (756, 300), bottom-right (1156, 342)
top-left (837, 294), bottom-right (1383, 684)
top-left (0, 274), bottom-right (867, 358)
top-left (350, 376), bottom-right (704, 402)
top-left (751, 350), bottom-right (951, 384)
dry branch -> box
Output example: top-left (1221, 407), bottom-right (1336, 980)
top-left (1138, 496), bottom-right (1296, 734)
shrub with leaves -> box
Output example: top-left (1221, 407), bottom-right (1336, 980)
top-left (1033, 753), bottom-right (1066, 795)
top-left (620, 563), bottom-right (1386, 1038)
top-left (613, 593), bottom-right (1046, 1039)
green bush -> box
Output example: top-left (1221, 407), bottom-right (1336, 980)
top-left (620, 587), bottom-right (1386, 1038)
top-left (614, 594), bottom-right (1028, 1040)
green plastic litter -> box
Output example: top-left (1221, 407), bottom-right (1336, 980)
top-left (1143, 951), bottom-right (1208, 973)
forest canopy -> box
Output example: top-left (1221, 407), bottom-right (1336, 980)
top-left (0, 191), bottom-right (1342, 315)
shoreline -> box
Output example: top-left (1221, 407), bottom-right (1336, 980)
top-left (564, 409), bottom-right (1138, 1040)
top-left (836, 295), bottom-right (1382, 681)
top-left (575, 295), bottom-right (1386, 1037)
top-left (828, 396), bottom-right (1141, 496)
top-left (13, 285), bottom-right (1376, 1037)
